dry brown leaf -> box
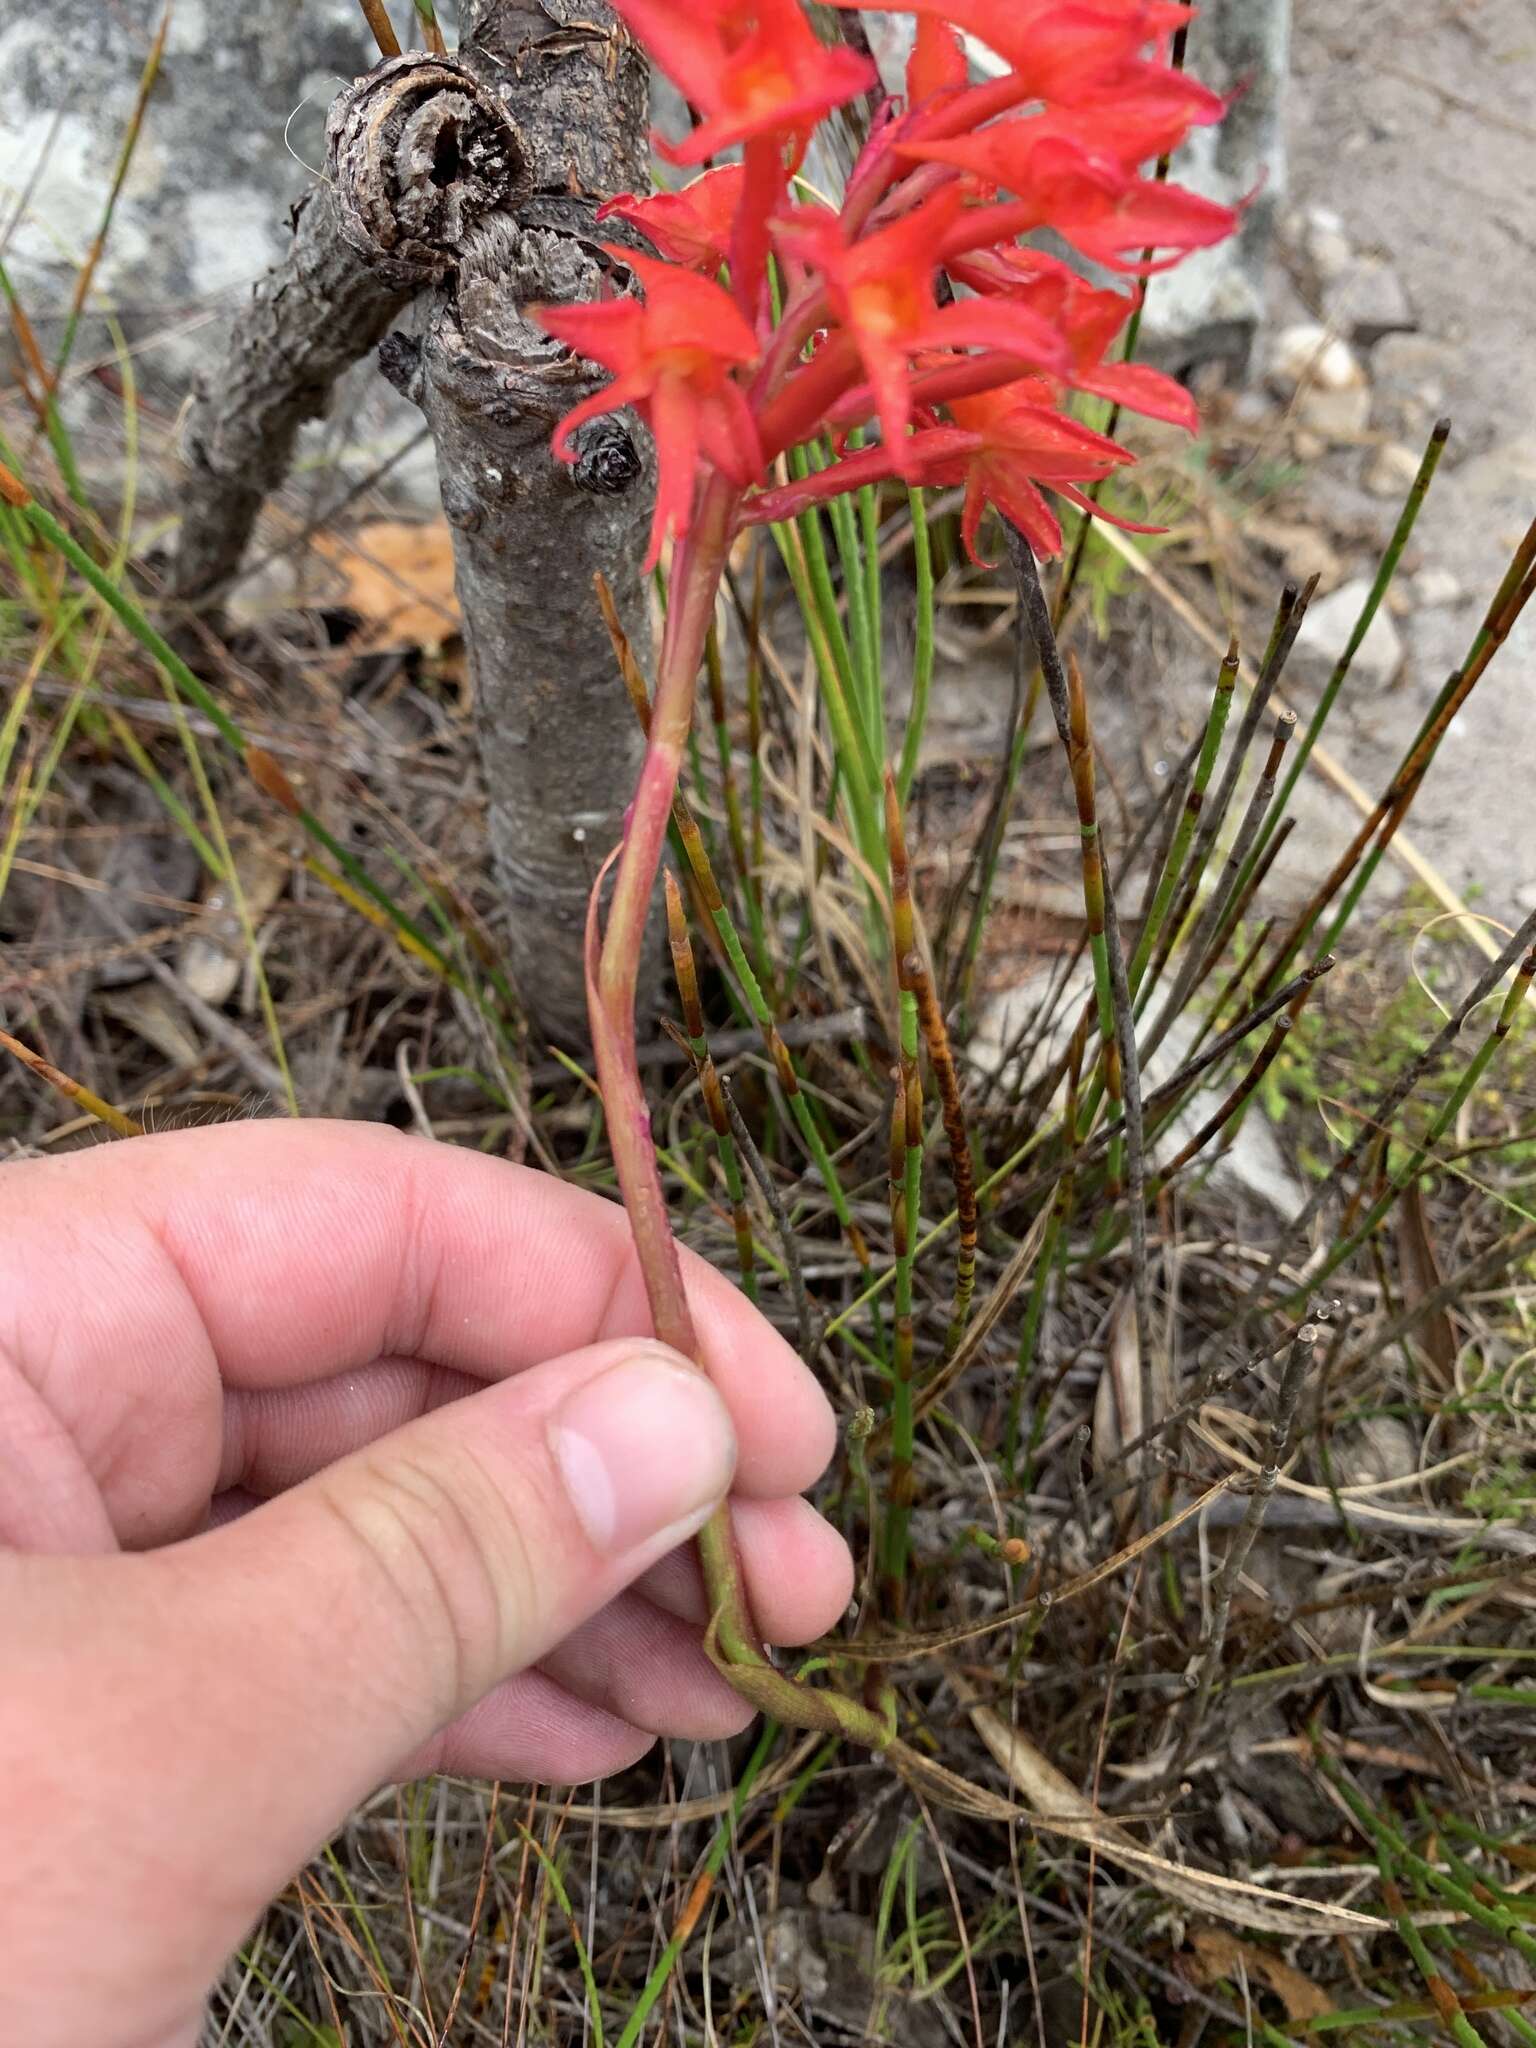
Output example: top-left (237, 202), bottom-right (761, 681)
top-left (1187, 1926), bottom-right (1335, 2020)
top-left (314, 520), bottom-right (461, 651)
top-left (955, 1686), bottom-right (1376, 1938)
top-left (176, 831), bottom-right (291, 1008)
top-left (1093, 1289), bottom-right (1174, 1520)
top-left (96, 983), bottom-right (201, 1067)
top-left (1396, 1183), bottom-right (1457, 1386)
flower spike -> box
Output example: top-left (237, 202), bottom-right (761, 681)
top-left (532, 0), bottom-right (1241, 1752)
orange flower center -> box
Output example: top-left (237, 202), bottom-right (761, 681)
top-left (848, 275), bottom-right (925, 341)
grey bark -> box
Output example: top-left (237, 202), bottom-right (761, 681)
top-left (347, 13), bottom-right (656, 1045)
top-left (168, 7), bottom-right (656, 1044)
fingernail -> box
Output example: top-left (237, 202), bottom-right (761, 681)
top-left (550, 1347), bottom-right (736, 1555)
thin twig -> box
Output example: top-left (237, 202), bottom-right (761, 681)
top-left (1230, 903), bottom-right (1536, 1324)
top-left (1167, 1316), bottom-right (1322, 1786)
top-left (721, 1075), bottom-right (814, 1360)
top-left (358, 0), bottom-right (404, 58)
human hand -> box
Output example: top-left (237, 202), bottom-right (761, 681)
top-left (0, 1119), bottom-right (853, 2048)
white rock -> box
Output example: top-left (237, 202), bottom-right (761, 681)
top-left (1299, 381), bottom-right (1373, 443)
top-left (1293, 576), bottom-right (1406, 688)
top-left (1364, 441), bottom-right (1424, 498)
top-left (1269, 322), bottom-right (1363, 395)
top-left (1411, 568), bottom-right (1464, 609)
top-left (1302, 204), bottom-right (1352, 283)
top-left (1149, 1024), bottom-right (1308, 1222)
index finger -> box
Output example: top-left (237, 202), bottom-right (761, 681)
top-left (0, 1119), bottom-right (835, 1534)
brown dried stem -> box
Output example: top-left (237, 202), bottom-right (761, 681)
top-left (884, 769), bottom-right (977, 1358)
top-left (0, 1030), bottom-right (143, 1138)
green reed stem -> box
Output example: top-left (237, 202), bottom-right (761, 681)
top-left (1380, 1855), bottom-right (1490, 2048)
top-left (886, 769), bottom-right (977, 1354)
top-left (881, 987), bottom-right (923, 1613)
top-left (897, 486), bottom-right (935, 803)
top-left (1129, 637), bottom-right (1238, 1010)
top-left (1006, 1023), bottom-right (1084, 1476)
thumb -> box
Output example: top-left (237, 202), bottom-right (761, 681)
top-left (191, 1336), bottom-right (737, 1838)
top-left (2, 1341), bottom-right (735, 2031)
top-left (203, 1334), bottom-right (737, 1794)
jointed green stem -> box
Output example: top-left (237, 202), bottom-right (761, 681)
top-left (896, 486), bottom-right (935, 804)
top-left (1128, 636), bottom-right (1238, 1013)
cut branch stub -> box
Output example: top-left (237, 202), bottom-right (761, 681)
top-left (328, 53), bottom-right (529, 287)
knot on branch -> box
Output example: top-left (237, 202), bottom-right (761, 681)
top-left (328, 53), bottom-right (527, 286)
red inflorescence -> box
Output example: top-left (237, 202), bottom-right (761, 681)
top-left (534, 0), bottom-right (1238, 567)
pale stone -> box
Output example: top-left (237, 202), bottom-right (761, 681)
top-left (1322, 256), bottom-right (1415, 347)
top-left (1292, 576), bottom-right (1406, 688)
top-left (1411, 568), bottom-right (1465, 609)
top-left (1364, 441), bottom-right (1426, 498)
top-left (1302, 203), bottom-right (1353, 283)
top-left (1269, 322), bottom-right (1365, 394)
top-left (1298, 381), bottom-right (1372, 442)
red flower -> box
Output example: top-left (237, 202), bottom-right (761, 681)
top-left (949, 251), bottom-right (1198, 429)
top-left (615, 0), bottom-right (875, 163)
top-left (931, 381), bottom-right (1151, 561)
top-left (533, 251), bottom-right (762, 568)
top-left (598, 167), bottom-right (744, 272)
top-left (913, 111), bottom-right (1240, 271)
top-left (744, 377), bottom-right (1156, 567)
top-left (906, 16), bottom-right (968, 105)
top-left (774, 189), bottom-right (1072, 471)
top-left (834, 0), bottom-right (1218, 116)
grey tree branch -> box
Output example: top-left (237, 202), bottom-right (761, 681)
top-left (168, 181), bottom-right (415, 607)
top-left (172, 7), bottom-right (659, 1042)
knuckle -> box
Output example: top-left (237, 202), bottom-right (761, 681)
top-left (321, 1447), bottom-right (530, 1716)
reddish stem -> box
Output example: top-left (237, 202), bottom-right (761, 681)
top-left (825, 348), bottom-right (1035, 432)
top-left (591, 475), bottom-right (737, 1358)
top-left (756, 331), bottom-right (861, 460)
